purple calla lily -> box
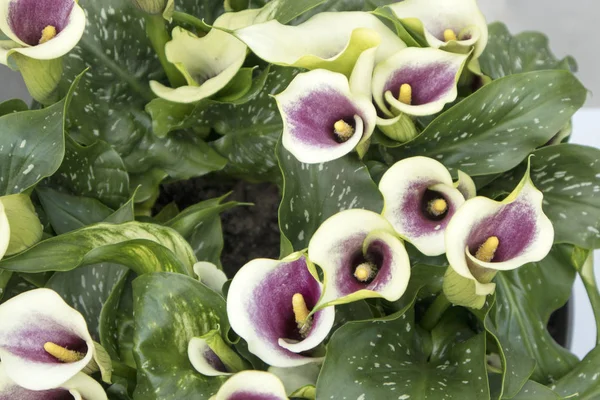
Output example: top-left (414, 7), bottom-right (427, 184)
top-left (227, 253), bottom-right (335, 367)
top-left (210, 371), bottom-right (287, 400)
top-left (379, 156), bottom-right (467, 256)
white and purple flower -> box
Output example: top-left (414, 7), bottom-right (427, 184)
top-left (379, 157), bottom-right (467, 256)
top-left (210, 370), bottom-right (287, 400)
top-left (387, 0), bottom-right (488, 58)
top-left (193, 261), bottom-right (228, 294)
top-left (0, 368), bottom-right (107, 400)
top-left (445, 168), bottom-right (554, 296)
top-left (0, 288), bottom-right (95, 391)
top-left (308, 209), bottom-right (411, 307)
top-left (227, 253), bottom-right (335, 367)
top-left (275, 69), bottom-right (377, 163)
top-left (188, 329), bottom-right (247, 377)
top-left (0, 0), bottom-right (85, 64)
top-left (372, 47), bottom-right (468, 118)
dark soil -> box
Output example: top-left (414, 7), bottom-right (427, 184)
top-left (155, 178), bottom-right (281, 278)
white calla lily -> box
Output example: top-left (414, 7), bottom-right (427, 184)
top-left (227, 253), bottom-right (335, 367)
top-left (235, 11), bottom-right (406, 76)
top-left (210, 370), bottom-right (288, 400)
top-left (0, 288), bottom-right (95, 390)
top-left (379, 157), bottom-right (466, 256)
top-left (308, 209), bottom-right (411, 307)
top-left (275, 69), bottom-right (377, 164)
top-left (187, 329), bottom-right (247, 377)
top-left (372, 47), bottom-right (468, 117)
top-left (0, 367), bottom-right (107, 400)
top-left (0, 0), bottom-right (85, 64)
top-left (445, 167), bottom-right (554, 296)
top-left (387, 0), bottom-right (488, 58)
top-left (455, 170), bottom-right (477, 200)
top-left (193, 261), bottom-right (227, 293)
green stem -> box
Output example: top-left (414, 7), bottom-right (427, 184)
top-left (171, 11), bottom-right (211, 33)
top-left (421, 293), bottom-right (451, 331)
top-left (112, 359), bottom-right (137, 382)
top-left (144, 14), bottom-right (186, 88)
top-left (578, 254), bottom-right (600, 345)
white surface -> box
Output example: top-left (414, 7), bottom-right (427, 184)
top-left (569, 109), bottom-right (600, 359)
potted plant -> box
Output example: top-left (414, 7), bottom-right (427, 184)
top-left (0, 0), bottom-right (597, 398)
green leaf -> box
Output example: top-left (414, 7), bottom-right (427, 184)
top-left (36, 187), bottom-right (113, 234)
top-left (132, 272), bottom-right (229, 399)
top-left (48, 137), bottom-right (130, 209)
top-left (255, 0), bottom-right (326, 24)
top-left (479, 22), bottom-right (577, 79)
top-left (550, 346), bottom-right (600, 399)
top-left (0, 99), bottom-right (28, 116)
top-left (0, 73), bottom-right (80, 195)
top-left (1, 194), bottom-right (43, 255)
top-left (573, 251), bottom-right (600, 346)
top-left (277, 143), bottom-right (383, 252)
top-left (208, 67), bottom-right (301, 182)
top-left (511, 381), bottom-right (561, 400)
top-left (0, 222), bottom-right (196, 275)
top-left (493, 245), bottom-right (578, 383)
top-left (388, 71), bottom-right (586, 177)
top-left (317, 307), bottom-right (489, 399)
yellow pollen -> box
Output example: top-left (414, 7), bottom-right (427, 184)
top-left (39, 25), bottom-right (57, 44)
top-left (43, 342), bottom-right (85, 363)
top-left (443, 28), bottom-right (457, 42)
top-left (398, 83), bottom-right (412, 105)
top-left (428, 198), bottom-right (448, 217)
top-left (333, 119), bottom-right (355, 142)
top-left (292, 293), bottom-right (312, 337)
top-left (475, 236), bottom-right (500, 262)
top-left (354, 262), bottom-right (375, 282)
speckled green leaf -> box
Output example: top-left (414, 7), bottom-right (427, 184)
top-left (317, 307), bottom-right (489, 399)
top-left (255, 0), bottom-right (326, 23)
top-left (479, 22), bottom-right (577, 79)
top-left (132, 272), bottom-right (229, 399)
top-left (277, 142), bottom-right (383, 252)
top-left (48, 136), bottom-right (130, 209)
top-left (0, 222), bottom-right (196, 275)
top-left (0, 74), bottom-right (80, 195)
top-left (485, 144), bottom-right (600, 249)
top-left (493, 245), bottom-right (578, 384)
top-left (388, 71), bottom-right (586, 177)
top-left (550, 346), bottom-right (600, 399)
top-left (291, 0), bottom-right (392, 23)
top-left (511, 381), bottom-right (560, 399)
top-left (0, 99), bottom-right (27, 117)
top-left (208, 67), bottom-right (301, 182)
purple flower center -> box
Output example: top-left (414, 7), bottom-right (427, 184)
top-left (203, 347), bottom-right (228, 373)
top-left (8, 0), bottom-right (74, 45)
top-left (0, 386), bottom-right (74, 400)
top-left (398, 182), bottom-right (456, 238)
top-left (383, 63), bottom-right (456, 107)
top-left (228, 393), bottom-right (282, 400)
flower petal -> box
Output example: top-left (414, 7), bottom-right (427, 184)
top-left (212, 371), bottom-right (287, 400)
top-left (0, 39), bottom-right (19, 65)
top-left (235, 12), bottom-right (406, 75)
top-left (0, 0), bottom-right (86, 60)
top-left (188, 337), bottom-right (232, 377)
top-left (0, 199), bottom-right (9, 260)
top-left (455, 170), bottom-right (476, 200)
top-left (193, 261), bottom-right (227, 293)
top-left (227, 253), bottom-right (334, 367)
top-left (0, 288), bottom-right (94, 390)
top-left (379, 156), bottom-right (466, 256)
top-left (372, 47), bottom-right (468, 117)
top-left (150, 27), bottom-right (246, 103)
top-left (275, 69), bottom-right (377, 164)
top-left (445, 168), bottom-right (554, 294)
top-left (308, 209), bottom-right (411, 307)
top-left (387, 0), bottom-right (488, 58)
top-left (0, 368), bottom-right (107, 400)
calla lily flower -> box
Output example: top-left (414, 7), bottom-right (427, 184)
top-left (210, 370), bottom-right (287, 400)
top-left (275, 69), bottom-right (377, 164)
top-left (387, 0), bottom-right (488, 58)
top-left (187, 329), bottom-right (247, 377)
top-left (0, 288), bottom-right (95, 391)
top-left (379, 156), bottom-right (466, 256)
top-left (193, 261), bottom-right (228, 294)
top-left (455, 170), bottom-right (477, 200)
top-left (227, 253), bottom-right (335, 367)
top-left (0, 368), bottom-right (107, 400)
top-left (235, 11), bottom-right (407, 76)
top-left (150, 13), bottom-right (248, 104)
top-left (445, 168), bottom-right (554, 296)
top-left (372, 47), bottom-right (468, 117)
top-left (0, 0), bottom-right (85, 65)
top-left (308, 209), bottom-right (411, 307)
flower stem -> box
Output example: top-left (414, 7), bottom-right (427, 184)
top-left (144, 14), bottom-right (186, 88)
top-left (171, 11), bottom-right (211, 33)
top-left (111, 359), bottom-right (137, 382)
top-left (420, 293), bottom-right (451, 331)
